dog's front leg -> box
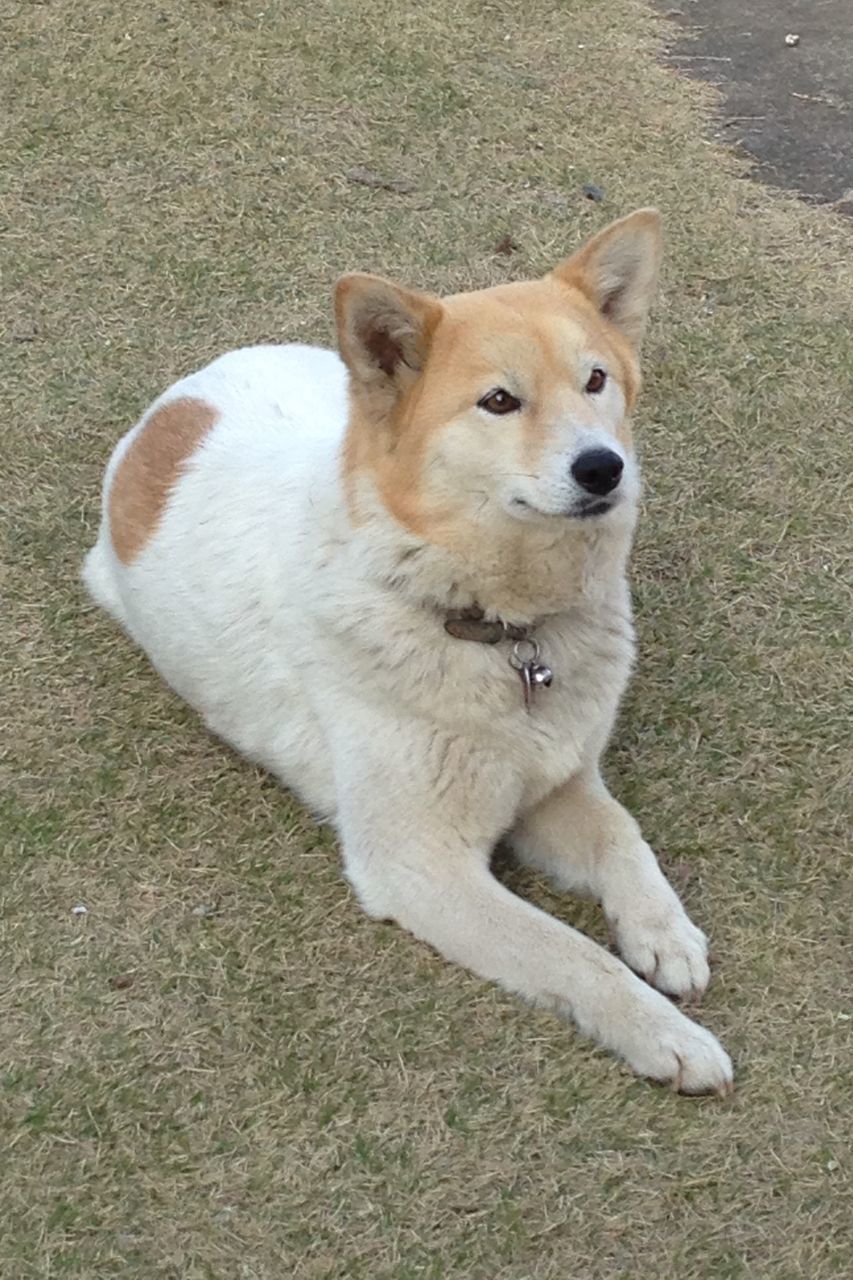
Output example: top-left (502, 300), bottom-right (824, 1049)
top-left (335, 729), bottom-right (731, 1094)
top-left (511, 768), bottom-right (711, 1000)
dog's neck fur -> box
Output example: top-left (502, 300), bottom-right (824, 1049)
top-left (345, 475), bottom-right (636, 628)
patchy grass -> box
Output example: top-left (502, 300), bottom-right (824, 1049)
top-left (2, 0), bottom-right (852, 1276)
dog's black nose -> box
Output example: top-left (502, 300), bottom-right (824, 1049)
top-left (571, 448), bottom-right (624, 496)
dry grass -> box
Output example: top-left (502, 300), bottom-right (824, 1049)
top-left (2, 0), bottom-right (852, 1276)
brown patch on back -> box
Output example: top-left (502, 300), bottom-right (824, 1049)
top-left (109, 396), bottom-right (218, 564)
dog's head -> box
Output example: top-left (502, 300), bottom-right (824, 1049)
top-left (337, 210), bottom-right (661, 542)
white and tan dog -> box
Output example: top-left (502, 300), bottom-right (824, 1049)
top-left (84, 210), bottom-right (733, 1093)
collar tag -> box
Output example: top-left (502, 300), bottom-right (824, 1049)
top-left (443, 608), bottom-right (554, 709)
top-left (509, 638), bottom-right (553, 711)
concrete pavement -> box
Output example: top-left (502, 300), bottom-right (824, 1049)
top-left (658, 0), bottom-right (853, 212)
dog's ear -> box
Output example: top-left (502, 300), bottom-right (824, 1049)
top-left (335, 274), bottom-right (443, 411)
top-left (550, 209), bottom-right (662, 346)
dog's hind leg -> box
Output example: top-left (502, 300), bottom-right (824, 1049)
top-left (510, 767), bottom-right (711, 1000)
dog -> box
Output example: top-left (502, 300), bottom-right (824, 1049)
top-left (83, 209), bottom-right (733, 1094)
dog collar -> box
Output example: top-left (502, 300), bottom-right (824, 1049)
top-left (443, 606), bottom-right (553, 710)
top-left (443, 605), bottom-right (528, 644)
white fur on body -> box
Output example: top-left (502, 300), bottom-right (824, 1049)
top-left (84, 342), bottom-right (732, 1092)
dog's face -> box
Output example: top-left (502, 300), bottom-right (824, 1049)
top-left (337, 210), bottom-right (661, 542)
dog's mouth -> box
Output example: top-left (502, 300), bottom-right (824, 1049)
top-left (572, 497), bottom-right (616, 519)
top-left (510, 495), bottom-right (619, 519)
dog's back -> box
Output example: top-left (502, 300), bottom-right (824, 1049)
top-left (84, 343), bottom-right (350, 803)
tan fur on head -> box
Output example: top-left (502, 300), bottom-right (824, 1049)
top-left (550, 208), bottom-right (663, 347)
top-left (336, 275), bottom-right (445, 529)
top-left (335, 274), bottom-right (443, 416)
top-left (337, 210), bottom-right (662, 545)
top-left (109, 397), bottom-right (218, 563)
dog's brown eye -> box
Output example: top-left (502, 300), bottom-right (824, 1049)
top-left (478, 388), bottom-right (521, 415)
top-left (585, 367), bottom-right (607, 394)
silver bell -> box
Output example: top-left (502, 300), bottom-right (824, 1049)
top-left (531, 664), bottom-right (553, 687)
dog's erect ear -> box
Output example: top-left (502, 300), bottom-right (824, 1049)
top-left (550, 209), bottom-right (662, 347)
top-left (335, 274), bottom-right (443, 408)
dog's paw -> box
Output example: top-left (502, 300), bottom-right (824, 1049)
top-left (621, 995), bottom-right (734, 1096)
top-left (611, 907), bottom-right (710, 1000)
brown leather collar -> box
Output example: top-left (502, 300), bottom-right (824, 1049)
top-left (443, 605), bottom-right (530, 644)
